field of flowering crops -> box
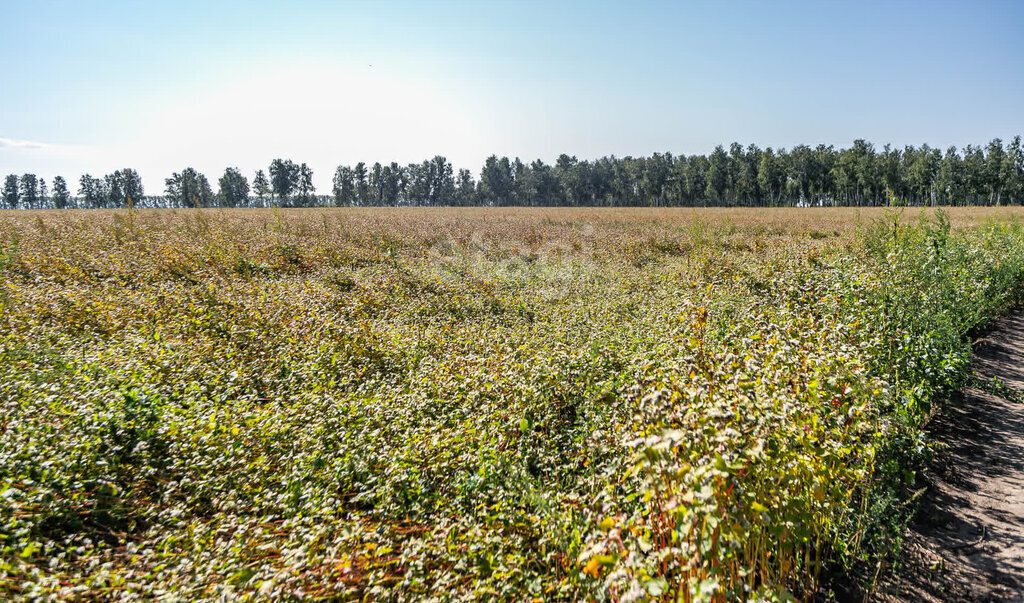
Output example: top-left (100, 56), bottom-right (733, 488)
top-left (3, 207), bottom-right (1024, 601)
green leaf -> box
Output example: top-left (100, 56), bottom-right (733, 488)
top-left (19, 541), bottom-right (40, 559)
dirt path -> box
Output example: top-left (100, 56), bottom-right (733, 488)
top-left (877, 313), bottom-right (1024, 601)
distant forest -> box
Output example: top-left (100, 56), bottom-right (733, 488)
top-left (4, 137), bottom-right (1024, 209)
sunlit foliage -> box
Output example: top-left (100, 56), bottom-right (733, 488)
top-left (2, 207), bottom-right (1023, 600)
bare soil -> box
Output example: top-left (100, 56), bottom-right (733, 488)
top-left (876, 313), bottom-right (1024, 601)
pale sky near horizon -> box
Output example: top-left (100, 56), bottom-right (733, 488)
top-left (2, 0), bottom-right (1023, 193)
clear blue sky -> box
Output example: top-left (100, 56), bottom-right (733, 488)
top-left (2, 0), bottom-right (1023, 192)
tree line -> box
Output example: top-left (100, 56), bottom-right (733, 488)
top-left (3, 137), bottom-right (1023, 209)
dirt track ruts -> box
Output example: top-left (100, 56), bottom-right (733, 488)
top-left (878, 312), bottom-right (1024, 601)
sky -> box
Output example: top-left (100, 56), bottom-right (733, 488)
top-left (2, 0), bottom-right (1023, 193)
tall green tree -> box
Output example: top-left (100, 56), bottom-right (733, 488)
top-left (429, 155), bottom-right (456, 206)
top-left (1004, 136), bottom-right (1024, 204)
top-left (788, 145), bottom-right (821, 205)
top-left (847, 139), bottom-right (875, 205)
top-left (19, 174), bottom-right (40, 209)
top-left (405, 162), bottom-right (429, 205)
top-left (962, 145), bottom-right (987, 205)
top-left (907, 145), bottom-right (940, 205)
top-left (705, 146), bottom-right (729, 204)
top-left (479, 155), bottom-right (513, 206)
top-left (556, 154), bottom-right (592, 206)
top-left (52, 176), bottom-right (71, 209)
top-left (985, 138), bottom-right (1007, 205)
top-left (253, 170), bottom-right (271, 205)
top-left (102, 169), bottom-right (143, 208)
top-left (641, 153), bottom-right (672, 207)
top-left (736, 145), bottom-right (762, 205)
top-left (369, 162), bottom-right (384, 205)
top-left (531, 160), bottom-right (562, 206)
top-left (3, 175), bottom-right (19, 209)
top-left (165, 168), bottom-right (213, 208)
top-left (354, 162), bottom-right (369, 206)
top-left (935, 147), bottom-right (963, 205)
top-left (269, 159), bottom-right (299, 205)
top-left (381, 163), bottom-right (401, 206)
top-left (217, 167), bottom-right (250, 207)
top-left (332, 165), bottom-right (356, 206)
top-left (296, 163), bottom-right (315, 206)
top-left (757, 148), bottom-right (784, 206)
top-left (78, 174), bottom-right (107, 208)
top-left (104, 173), bottom-right (123, 208)
top-left (683, 155), bottom-right (709, 206)
top-left (878, 144), bottom-right (902, 202)
top-left (510, 158), bottom-right (529, 206)
top-left (455, 169), bottom-right (476, 206)
top-left (591, 158), bottom-right (616, 206)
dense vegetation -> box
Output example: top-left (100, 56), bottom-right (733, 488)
top-left (4, 136), bottom-right (1024, 210)
top-left (2, 207), bottom-right (1024, 600)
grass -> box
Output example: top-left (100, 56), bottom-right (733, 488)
top-left (2, 207), bottom-right (1024, 600)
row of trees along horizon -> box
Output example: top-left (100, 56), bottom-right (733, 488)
top-left (3, 137), bottom-right (1024, 210)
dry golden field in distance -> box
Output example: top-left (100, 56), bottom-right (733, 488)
top-left (6, 204), bottom-right (1024, 231)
